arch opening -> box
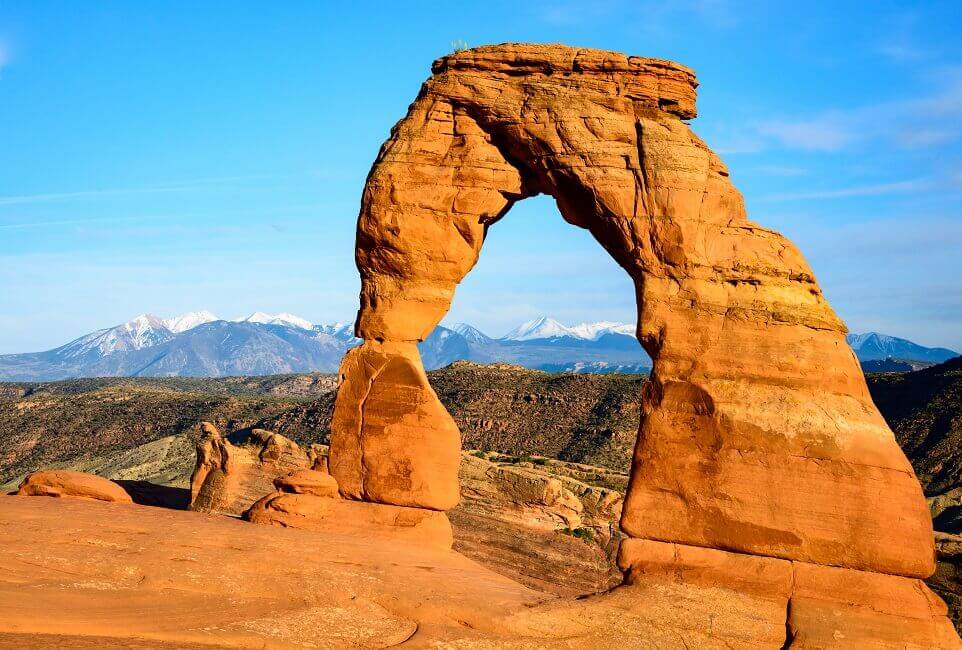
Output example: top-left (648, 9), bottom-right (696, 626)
top-left (440, 192), bottom-right (638, 347)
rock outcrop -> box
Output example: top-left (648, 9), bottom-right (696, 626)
top-left (453, 451), bottom-right (624, 595)
top-left (244, 444), bottom-right (454, 549)
top-left (328, 42), bottom-right (955, 645)
top-left (189, 422), bottom-right (310, 515)
top-left (0, 496), bottom-right (542, 648)
top-left (16, 470), bottom-right (133, 503)
top-left (932, 533), bottom-right (962, 632)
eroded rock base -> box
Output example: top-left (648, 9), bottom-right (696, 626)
top-left (600, 538), bottom-right (961, 649)
top-left (245, 492), bottom-right (454, 550)
top-left (1, 497), bottom-right (958, 648)
top-left (329, 341), bottom-right (461, 510)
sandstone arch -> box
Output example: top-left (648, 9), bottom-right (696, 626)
top-left (328, 44), bottom-right (958, 645)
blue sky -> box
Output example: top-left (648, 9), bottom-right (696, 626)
top-left (1, 1), bottom-right (961, 353)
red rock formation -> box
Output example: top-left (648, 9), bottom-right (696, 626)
top-left (329, 341), bottom-right (460, 510)
top-left (328, 43), bottom-right (956, 645)
top-left (244, 463), bottom-right (454, 550)
top-left (16, 470), bottom-right (133, 504)
top-left (189, 422), bottom-right (310, 515)
top-left (273, 468), bottom-right (339, 497)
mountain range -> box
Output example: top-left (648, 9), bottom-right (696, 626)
top-left (0, 312), bottom-right (957, 381)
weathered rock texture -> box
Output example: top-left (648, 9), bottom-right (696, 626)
top-left (189, 423), bottom-right (310, 515)
top-left (329, 43), bottom-right (955, 645)
top-left (245, 491), bottom-right (454, 550)
top-left (453, 451), bottom-right (625, 595)
top-left (244, 445), bottom-right (454, 550)
top-left (16, 470), bottom-right (133, 504)
top-left (0, 497), bottom-right (542, 648)
top-left (330, 341), bottom-right (460, 510)
top-left (933, 533), bottom-right (962, 632)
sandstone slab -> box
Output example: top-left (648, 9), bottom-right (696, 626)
top-left (272, 468), bottom-right (339, 497)
top-left (0, 496), bottom-right (543, 648)
top-left (788, 561), bottom-right (960, 648)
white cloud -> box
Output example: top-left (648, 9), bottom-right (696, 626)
top-left (762, 214), bottom-right (962, 350)
top-left (877, 43), bottom-right (928, 63)
top-left (895, 128), bottom-right (958, 148)
top-left (753, 164), bottom-right (808, 177)
top-left (756, 117), bottom-right (854, 152)
top-left (0, 174), bottom-right (279, 206)
top-left (757, 178), bottom-right (931, 201)
top-left (744, 67), bottom-right (962, 154)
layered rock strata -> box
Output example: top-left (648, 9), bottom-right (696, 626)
top-left (328, 43), bottom-right (955, 645)
top-left (453, 451), bottom-right (625, 595)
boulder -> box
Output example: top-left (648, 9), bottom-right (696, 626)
top-left (17, 470), bottom-right (132, 504)
top-left (189, 422), bottom-right (310, 515)
top-left (273, 468), bottom-right (339, 498)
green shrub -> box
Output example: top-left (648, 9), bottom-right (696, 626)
top-left (558, 526), bottom-right (596, 543)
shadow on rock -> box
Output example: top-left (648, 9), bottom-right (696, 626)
top-left (116, 480), bottom-right (190, 510)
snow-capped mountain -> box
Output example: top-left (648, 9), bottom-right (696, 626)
top-left (316, 322), bottom-right (359, 344)
top-left (846, 332), bottom-right (958, 364)
top-left (452, 323), bottom-right (493, 344)
top-left (163, 310), bottom-right (219, 333)
top-left (568, 321), bottom-right (636, 341)
top-left (59, 314), bottom-right (175, 358)
top-left (500, 316), bottom-right (573, 341)
top-left (237, 312), bottom-right (314, 330)
top-left (0, 312), bottom-right (956, 381)
top-left (499, 316), bottom-right (636, 342)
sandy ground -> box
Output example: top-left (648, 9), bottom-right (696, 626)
top-left (0, 496), bottom-right (550, 648)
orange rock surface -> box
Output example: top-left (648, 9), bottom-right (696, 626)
top-left (17, 470), bottom-right (133, 504)
top-left (330, 341), bottom-right (460, 510)
top-left (245, 492), bottom-right (455, 550)
top-left (272, 468), bottom-right (339, 497)
top-left (0, 497), bottom-right (539, 647)
top-left (325, 42), bottom-right (955, 644)
top-left (788, 561), bottom-right (960, 648)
